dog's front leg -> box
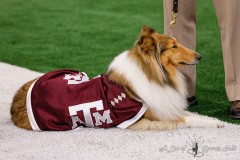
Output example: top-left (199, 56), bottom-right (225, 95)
top-left (184, 111), bottom-right (218, 121)
top-left (127, 116), bottom-right (224, 131)
top-left (127, 118), bottom-right (182, 131)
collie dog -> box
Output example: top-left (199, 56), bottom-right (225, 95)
top-left (11, 26), bottom-right (224, 131)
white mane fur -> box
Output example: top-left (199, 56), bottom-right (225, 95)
top-left (108, 51), bottom-right (188, 121)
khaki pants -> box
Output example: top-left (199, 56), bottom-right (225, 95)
top-left (164, 0), bottom-right (240, 101)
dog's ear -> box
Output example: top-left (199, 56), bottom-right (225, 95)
top-left (136, 26), bottom-right (156, 54)
top-left (140, 26), bottom-right (155, 36)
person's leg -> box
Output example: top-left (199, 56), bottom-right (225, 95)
top-left (212, 0), bottom-right (240, 118)
top-left (163, 0), bottom-right (197, 98)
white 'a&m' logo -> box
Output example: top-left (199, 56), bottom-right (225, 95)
top-left (68, 100), bottom-right (113, 129)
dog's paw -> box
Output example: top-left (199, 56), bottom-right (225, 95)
top-left (216, 121), bottom-right (224, 128)
top-left (208, 120), bottom-right (224, 128)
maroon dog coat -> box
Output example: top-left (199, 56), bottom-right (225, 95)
top-left (26, 70), bottom-right (147, 131)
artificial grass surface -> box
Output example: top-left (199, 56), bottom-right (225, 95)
top-left (0, 0), bottom-right (238, 124)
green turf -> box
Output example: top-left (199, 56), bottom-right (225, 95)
top-left (0, 0), bottom-right (238, 124)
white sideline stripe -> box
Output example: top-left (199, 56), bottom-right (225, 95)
top-left (117, 104), bottom-right (147, 129)
top-left (26, 80), bottom-right (41, 131)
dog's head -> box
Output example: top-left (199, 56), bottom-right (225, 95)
top-left (135, 26), bottom-right (201, 67)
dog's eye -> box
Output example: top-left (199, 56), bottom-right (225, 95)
top-left (172, 45), bottom-right (177, 48)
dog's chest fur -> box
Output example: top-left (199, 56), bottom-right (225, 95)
top-left (108, 51), bottom-right (188, 121)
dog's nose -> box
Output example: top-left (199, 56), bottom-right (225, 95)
top-left (196, 54), bottom-right (201, 61)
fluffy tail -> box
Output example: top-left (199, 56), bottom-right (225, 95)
top-left (11, 79), bottom-right (36, 130)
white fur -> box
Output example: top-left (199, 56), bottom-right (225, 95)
top-left (182, 111), bottom-right (224, 128)
top-left (108, 51), bottom-right (188, 121)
